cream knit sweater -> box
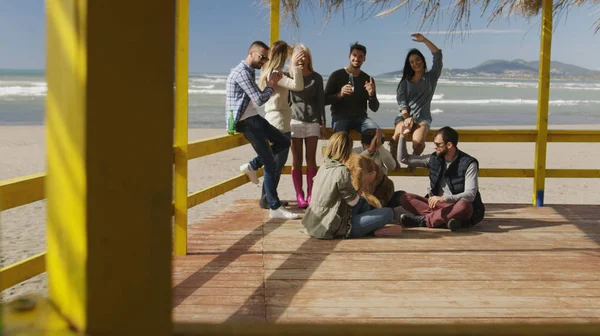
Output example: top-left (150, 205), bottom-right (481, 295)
top-left (264, 67), bottom-right (304, 133)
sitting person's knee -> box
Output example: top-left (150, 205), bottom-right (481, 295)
top-left (413, 141), bottom-right (425, 151)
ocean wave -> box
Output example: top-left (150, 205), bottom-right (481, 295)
top-left (190, 84), bottom-right (215, 90)
top-left (437, 78), bottom-right (600, 90)
top-left (189, 89), bottom-right (226, 95)
top-left (433, 99), bottom-right (600, 106)
top-left (378, 93), bottom-right (445, 103)
top-left (431, 108), bottom-right (444, 114)
top-left (0, 85), bottom-right (47, 97)
top-left (190, 75), bottom-right (227, 84)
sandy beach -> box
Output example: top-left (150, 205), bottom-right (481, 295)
top-left (2, 125), bottom-right (599, 302)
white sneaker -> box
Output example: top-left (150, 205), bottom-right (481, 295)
top-left (240, 163), bottom-right (259, 184)
top-left (270, 207), bottom-right (299, 220)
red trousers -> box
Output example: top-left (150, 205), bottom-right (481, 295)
top-left (400, 193), bottom-right (473, 228)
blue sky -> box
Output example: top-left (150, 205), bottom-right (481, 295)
top-left (1, 0), bottom-right (599, 75)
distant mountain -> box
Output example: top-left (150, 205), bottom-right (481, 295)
top-left (379, 59), bottom-right (600, 80)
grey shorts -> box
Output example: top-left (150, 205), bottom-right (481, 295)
top-left (394, 115), bottom-right (431, 127)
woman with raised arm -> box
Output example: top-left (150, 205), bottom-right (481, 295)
top-left (392, 33), bottom-right (442, 168)
top-left (289, 44), bottom-right (326, 208)
top-left (252, 40), bottom-right (305, 209)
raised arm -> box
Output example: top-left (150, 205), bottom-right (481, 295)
top-left (367, 77), bottom-right (379, 112)
top-left (237, 69), bottom-right (273, 106)
top-left (398, 136), bottom-right (429, 168)
top-left (412, 33), bottom-right (443, 80)
top-left (278, 66), bottom-right (304, 91)
top-left (444, 162), bottom-right (478, 203)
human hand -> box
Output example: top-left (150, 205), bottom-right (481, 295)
top-left (402, 124), bottom-right (412, 136)
top-left (320, 124), bottom-right (327, 139)
top-left (411, 33), bottom-right (426, 43)
top-left (293, 51), bottom-right (306, 67)
top-left (403, 116), bottom-right (414, 130)
top-left (339, 84), bottom-right (353, 97)
top-left (364, 77), bottom-right (375, 96)
top-left (267, 70), bottom-right (282, 88)
top-left (428, 196), bottom-right (444, 209)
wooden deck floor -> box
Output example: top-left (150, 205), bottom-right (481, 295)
top-left (172, 200), bottom-right (600, 324)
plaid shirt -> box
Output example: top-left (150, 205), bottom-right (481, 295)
top-left (226, 61), bottom-right (274, 130)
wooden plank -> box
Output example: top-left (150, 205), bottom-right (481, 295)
top-left (0, 252), bottom-right (46, 291)
top-left (173, 322), bottom-right (600, 335)
top-left (188, 133), bottom-right (249, 160)
top-left (269, 307), bottom-right (600, 319)
top-left (0, 173), bottom-right (45, 211)
top-left (173, 202), bottom-right (600, 325)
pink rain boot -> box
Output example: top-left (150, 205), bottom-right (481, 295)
top-left (292, 169), bottom-right (308, 208)
top-left (306, 167), bottom-right (318, 205)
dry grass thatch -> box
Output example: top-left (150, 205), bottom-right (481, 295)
top-left (260, 0), bottom-right (600, 34)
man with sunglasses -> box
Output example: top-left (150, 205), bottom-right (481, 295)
top-left (226, 41), bottom-right (298, 219)
top-left (396, 126), bottom-right (485, 231)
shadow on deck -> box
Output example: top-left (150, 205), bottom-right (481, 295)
top-left (172, 200), bottom-right (600, 324)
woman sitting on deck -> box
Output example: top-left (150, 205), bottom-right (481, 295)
top-left (301, 132), bottom-right (403, 239)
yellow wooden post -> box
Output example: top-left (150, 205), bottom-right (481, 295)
top-left (174, 0), bottom-right (189, 256)
top-left (270, 0), bottom-right (280, 45)
top-left (46, 0), bottom-right (175, 333)
top-left (533, 0), bottom-right (552, 207)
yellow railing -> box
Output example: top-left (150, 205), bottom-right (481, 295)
top-left (2, 128), bottom-right (600, 291)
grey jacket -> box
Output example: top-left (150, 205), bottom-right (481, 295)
top-left (301, 158), bottom-right (358, 239)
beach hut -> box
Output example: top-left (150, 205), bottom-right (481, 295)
top-left (2, 0), bottom-right (600, 334)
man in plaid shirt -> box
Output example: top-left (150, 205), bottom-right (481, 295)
top-left (226, 41), bottom-right (298, 219)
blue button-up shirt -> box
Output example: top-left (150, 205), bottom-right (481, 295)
top-left (225, 61), bottom-right (274, 130)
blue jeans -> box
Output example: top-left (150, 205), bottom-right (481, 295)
top-left (348, 197), bottom-right (394, 238)
top-left (332, 116), bottom-right (381, 135)
top-left (254, 132), bottom-right (291, 206)
top-left (236, 115), bottom-right (291, 210)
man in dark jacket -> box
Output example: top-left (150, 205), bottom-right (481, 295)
top-left (397, 126), bottom-right (485, 231)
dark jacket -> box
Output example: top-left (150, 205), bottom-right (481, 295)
top-left (428, 150), bottom-right (485, 225)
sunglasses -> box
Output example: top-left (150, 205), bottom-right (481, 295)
top-left (255, 53), bottom-right (269, 61)
top-left (433, 141), bottom-right (445, 148)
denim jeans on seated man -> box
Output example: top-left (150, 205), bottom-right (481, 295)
top-left (251, 132), bottom-right (291, 208)
top-left (236, 116), bottom-right (290, 210)
top-left (332, 116), bottom-right (381, 135)
top-left (347, 197), bottom-right (394, 238)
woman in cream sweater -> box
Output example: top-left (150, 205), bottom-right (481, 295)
top-left (252, 40), bottom-right (305, 209)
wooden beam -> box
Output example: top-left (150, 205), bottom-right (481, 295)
top-left (532, 0), bottom-right (552, 206)
top-left (173, 322), bottom-right (600, 335)
top-left (174, 0), bottom-right (190, 256)
top-left (0, 173), bottom-right (45, 211)
top-left (0, 253), bottom-right (46, 291)
top-left (45, 0), bottom-right (175, 333)
top-left (270, 0), bottom-right (280, 45)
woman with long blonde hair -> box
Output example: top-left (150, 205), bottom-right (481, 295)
top-left (301, 132), bottom-right (402, 239)
top-left (250, 40), bottom-right (305, 208)
top-left (345, 153), bottom-right (382, 209)
top-left (288, 44), bottom-right (326, 208)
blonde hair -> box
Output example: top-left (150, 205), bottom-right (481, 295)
top-left (346, 153), bottom-right (382, 209)
top-left (291, 43), bottom-right (314, 73)
top-left (325, 132), bottom-right (353, 164)
top-left (259, 40), bottom-right (289, 90)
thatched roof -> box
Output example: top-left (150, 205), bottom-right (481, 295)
top-left (263, 0), bottom-right (600, 34)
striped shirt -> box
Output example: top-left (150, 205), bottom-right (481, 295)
top-left (225, 61), bottom-right (274, 130)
